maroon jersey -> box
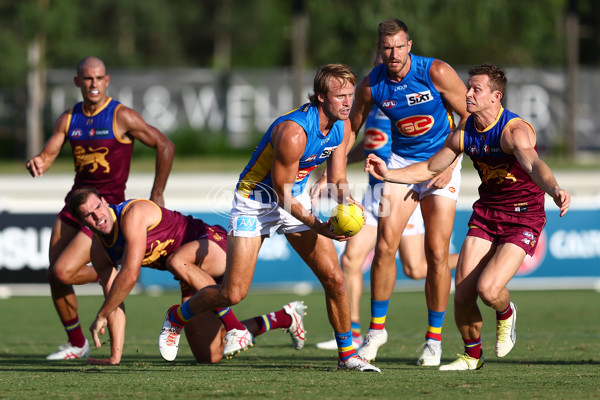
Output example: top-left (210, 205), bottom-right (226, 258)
top-left (99, 200), bottom-right (227, 271)
top-left (65, 98), bottom-right (133, 205)
top-left (461, 107), bottom-right (545, 216)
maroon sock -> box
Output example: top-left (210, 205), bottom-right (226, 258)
top-left (252, 309), bottom-right (292, 336)
top-left (496, 304), bottom-right (513, 320)
top-left (463, 336), bottom-right (482, 359)
top-left (63, 317), bottom-right (86, 348)
top-left (214, 307), bottom-right (246, 331)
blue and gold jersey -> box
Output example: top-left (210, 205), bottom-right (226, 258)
top-left (65, 97), bottom-right (133, 204)
top-left (369, 54), bottom-right (455, 161)
top-left (236, 103), bottom-right (345, 202)
top-left (363, 106), bottom-right (392, 187)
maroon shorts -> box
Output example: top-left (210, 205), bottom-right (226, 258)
top-left (179, 221), bottom-right (227, 297)
top-left (467, 204), bottom-right (546, 256)
top-left (183, 220), bottom-right (228, 253)
top-left (57, 205), bottom-right (93, 239)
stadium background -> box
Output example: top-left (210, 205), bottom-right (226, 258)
top-left (0, 0), bottom-right (599, 294)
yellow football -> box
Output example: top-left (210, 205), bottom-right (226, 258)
top-left (328, 203), bottom-right (364, 237)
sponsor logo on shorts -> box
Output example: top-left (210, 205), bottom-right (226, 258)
top-left (521, 230), bottom-right (537, 247)
top-left (448, 186), bottom-right (456, 193)
top-left (236, 216), bottom-right (258, 232)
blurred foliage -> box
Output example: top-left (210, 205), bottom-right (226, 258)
top-left (2, 0), bottom-right (600, 89)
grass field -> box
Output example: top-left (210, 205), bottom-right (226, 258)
top-left (0, 289), bottom-right (598, 399)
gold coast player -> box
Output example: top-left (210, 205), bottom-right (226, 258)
top-left (365, 63), bottom-right (570, 370)
top-left (349, 19), bottom-right (469, 366)
top-left (26, 56), bottom-right (174, 360)
top-left (68, 187), bottom-right (306, 364)
top-left (158, 64), bottom-right (380, 372)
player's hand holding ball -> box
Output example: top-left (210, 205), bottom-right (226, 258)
top-left (328, 203), bottom-right (365, 237)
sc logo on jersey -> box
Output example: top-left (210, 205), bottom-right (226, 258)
top-left (406, 90), bottom-right (433, 106)
top-left (396, 115), bottom-right (434, 137)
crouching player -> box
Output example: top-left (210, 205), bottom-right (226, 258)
top-left (68, 187), bottom-right (306, 364)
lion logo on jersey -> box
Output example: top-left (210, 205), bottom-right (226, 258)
top-left (73, 145), bottom-right (110, 173)
top-left (477, 161), bottom-right (517, 184)
top-left (142, 239), bottom-right (175, 268)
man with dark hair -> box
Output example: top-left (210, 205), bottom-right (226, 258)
top-left (26, 56), bottom-right (174, 360)
top-left (365, 63), bottom-right (570, 370)
top-left (69, 187), bottom-right (306, 364)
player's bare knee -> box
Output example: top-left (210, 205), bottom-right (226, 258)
top-left (220, 286), bottom-right (247, 306)
top-left (53, 264), bottom-right (76, 284)
top-left (320, 274), bottom-right (346, 300)
top-left (476, 284), bottom-right (501, 307)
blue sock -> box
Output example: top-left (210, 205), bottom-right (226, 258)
top-left (335, 331), bottom-right (356, 361)
top-left (369, 298), bottom-right (390, 330)
top-left (426, 309), bottom-right (446, 341)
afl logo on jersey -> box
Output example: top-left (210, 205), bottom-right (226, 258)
top-left (364, 128), bottom-right (389, 151)
top-left (382, 100), bottom-right (396, 109)
top-left (71, 129), bottom-right (83, 138)
top-left (396, 115), bottom-right (434, 137)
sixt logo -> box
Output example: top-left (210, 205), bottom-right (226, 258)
top-left (382, 100), bottom-right (397, 109)
top-left (319, 146), bottom-right (338, 158)
top-left (406, 90), bottom-right (433, 106)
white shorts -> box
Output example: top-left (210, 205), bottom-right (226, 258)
top-left (228, 191), bottom-right (314, 238)
top-left (387, 153), bottom-right (462, 201)
top-left (362, 184), bottom-right (424, 236)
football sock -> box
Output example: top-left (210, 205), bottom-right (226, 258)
top-left (368, 298), bottom-right (390, 330)
top-left (425, 309), bottom-right (445, 342)
top-left (168, 301), bottom-right (194, 326)
top-left (351, 321), bottom-right (362, 341)
top-left (463, 336), bottom-right (482, 359)
top-left (496, 303), bottom-right (513, 321)
top-left (63, 317), bottom-right (86, 348)
top-left (335, 331), bottom-right (357, 362)
top-left (253, 309), bottom-right (292, 335)
top-left (215, 307), bottom-right (246, 331)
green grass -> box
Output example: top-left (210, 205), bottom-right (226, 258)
top-left (0, 289), bottom-right (598, 399)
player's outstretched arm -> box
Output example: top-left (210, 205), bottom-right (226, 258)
top-left (25, 112), bottom-right (70, 177)
top-left (88, 242), bottom-right (126, 364)
top-left (504, 121), bottom-right (571, 217)
top-left (117, 107), bottom-right (175, 207)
